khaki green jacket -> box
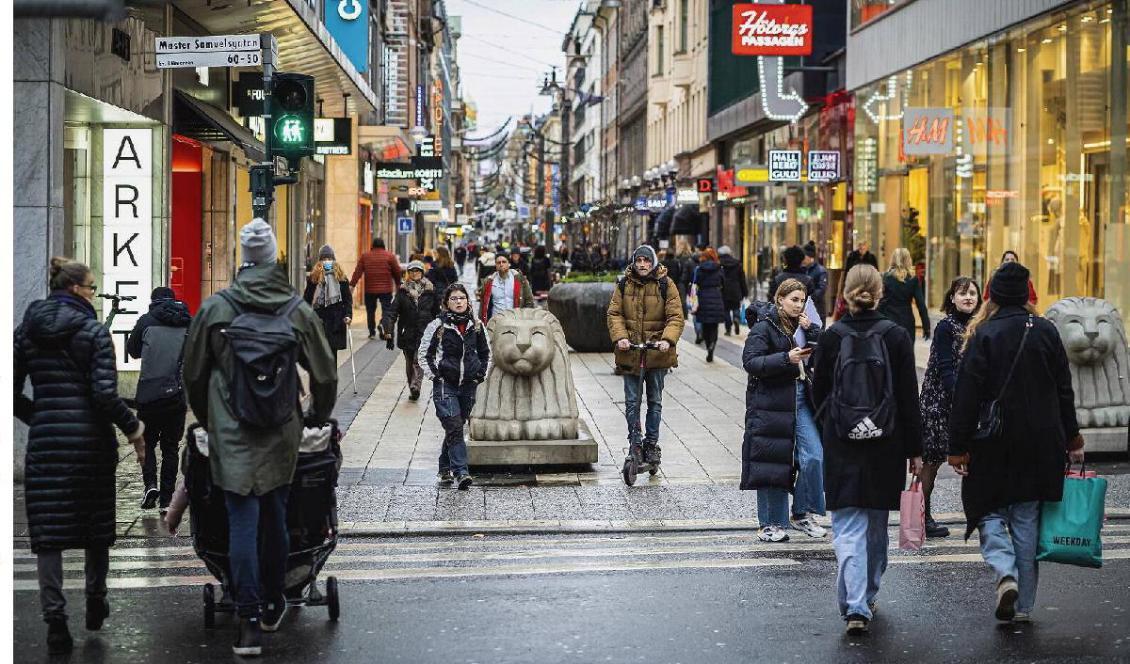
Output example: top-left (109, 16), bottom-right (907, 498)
top-left (606, 265), bottom-right (685, 375)
top-left (183, 264), bottom-right (338, 495)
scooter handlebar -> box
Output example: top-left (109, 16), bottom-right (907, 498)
top-left (625, 341), bottom-right (661, 351)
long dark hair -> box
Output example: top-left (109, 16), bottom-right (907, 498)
top-left (940, 276), bottom-right (982, 316)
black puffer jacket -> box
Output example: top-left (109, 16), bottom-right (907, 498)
top-left (740, 303), bottom-right (820, 491)
top-left (692, 260), bottom-right (727, 324)
top-left (15, 294), bottom-right (141, 553)
top-left (417, 311), bottom-right (492, 387)
top-left (719, 254), bottom-right (749, 308)
top-left (382, 280), bottom-right (441, 352)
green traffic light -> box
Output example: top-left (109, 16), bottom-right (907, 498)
top-left (275, 115), bottom-right (306, 144)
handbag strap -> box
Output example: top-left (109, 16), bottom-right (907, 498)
top-left (995, 314), bottom-right (1033, 401)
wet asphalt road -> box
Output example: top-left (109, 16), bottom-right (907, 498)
top-left (13, 529), bottom-right (1130, 664)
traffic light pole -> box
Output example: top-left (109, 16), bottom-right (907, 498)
top-left (251, 33), bottom-right (278, 220)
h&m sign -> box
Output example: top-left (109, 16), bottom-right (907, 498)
top-left (102, 128), bottom-right (152, 370)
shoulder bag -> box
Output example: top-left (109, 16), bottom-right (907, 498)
top-left (972, 314), bottom-right (1033, 442)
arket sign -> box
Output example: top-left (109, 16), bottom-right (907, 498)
top-left (768, 150), bottom-right (802, 181)
top-left (102, 128), bottom-right (153, 370)
top-left (732, 4), bottom-right (813, 56)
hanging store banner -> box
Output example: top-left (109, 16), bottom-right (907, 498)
top-left (902, 107), bottom-right (954, 156)
top-left (806, 150), bottom-right (841, 182)
top-left (731, 4), bottom-right (813, 56)
top-left (314, 117), bottom-right (353, 155)
top-left (101, 128), bottom-right (153, 370)
top-left (768, 150), bottom-right (803, 181)
top-left (324, 0), bottom-right (369, 73)
top-left (676, 188), bottom-right (699, 204)
top-left (735, 165), bottom-right (770, 186)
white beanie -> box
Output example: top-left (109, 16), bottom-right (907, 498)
top-left (240, 218), bottom-right (278, 265)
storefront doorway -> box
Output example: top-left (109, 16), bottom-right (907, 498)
top-left (171, 135), bottom-right (203, 312)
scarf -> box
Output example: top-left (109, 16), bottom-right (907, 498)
top-left (312, 274), bottom-right (343, 309)
top-left (404, 277), bottom-right (432, 304)
top-left (444, 308), bottom-right (473, 328)
top-left (50, 291), bottom-right (96, 319)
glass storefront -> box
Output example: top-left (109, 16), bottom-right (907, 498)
top-left (852, 1), bottom-right (1130, 327)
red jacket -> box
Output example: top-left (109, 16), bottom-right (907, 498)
top-left (350, 248), bottom-right (402, 295)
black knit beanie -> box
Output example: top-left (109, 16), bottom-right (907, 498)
top-left (151, 287), bottom-right (176, 301)
top-left (989, 261), bottom-right (1030, 306)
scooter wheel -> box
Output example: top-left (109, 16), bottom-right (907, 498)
top-left (648, 466), bottom-right (659, 476)
top-left (622, 457), bottom-right (638, 486)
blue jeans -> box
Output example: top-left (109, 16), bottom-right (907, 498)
top-left (434, 381), bottom-right (476, 475)
top-left (224, 486), bottom-right (290, 618)
top-left (756, 383), bottom-right (825, 527)
top-left (978, 501), bottom-right (1040, 613)
top-left (792, 382), bottom-right (825, 516)
top-left (831, 507), bottom-right (889, 620)
top-left (623, 369), bottom-right (667, 447)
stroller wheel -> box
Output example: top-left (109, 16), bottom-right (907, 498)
top-left (326, 576), bottom-right (340, 621)
top-left (203, 583), bottom-right (216, 628)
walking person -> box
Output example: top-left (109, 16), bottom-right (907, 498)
top-left (183, 219), bottom-right (338, 656)
top-left (768, 245), bottom-right (815, 302)
top-left (15, 258), bottom-right (146, 655)
top-left (126, 286), bottom-right (191, 513)
top-left (803, 243), bottom-right (829, 320)
top-left (690, 247), bottom-right (726, 362)
top-left (606, 245), bottom-right (685, 467)
top-left (528, 245), bottom-right (554, 297)
top-left (426, 246), bottom-right (459, 295)
top-left (381, 260), bottom-right (440, 401)
top-left (878, 247), bottom-right (931, 341)
top-left (949, 260), bottom-right (1083, 625)
top-left (917, 276), bottom-right (982, 538)
top-left (350, 237), bottom-right (402, 339)
top-left (741, 279), bottom-right (826, 544)
top-left (810, 264), bottom-right (924, 635)
top-left (718, 245), bottom-right (748, 336)
top-left (983, 250), bottom-right (1038, 307)
top-left (418, 283), bottom-right (492, 489)
top-left (303, 245), bottom-right (352, 364)
top-left (478, 253), bottom-right (534, 323)
top-left (454, 244), bottom-right (468, 273)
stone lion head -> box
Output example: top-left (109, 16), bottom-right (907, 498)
top-left (1046, 297), bottom-right (1130, 428)
top-left (487, 308), bottom-right (558, 376)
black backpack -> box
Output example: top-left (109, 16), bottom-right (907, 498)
top-left (218, 292), bottom-right (303, 429)
top-left (135, 325), bottom-right (187, 409)
top-left (828, 320), bottom-right (898, 441)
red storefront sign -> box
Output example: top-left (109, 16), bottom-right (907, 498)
top-left (732, 4), bottom-right (813, 56)
top-left (696, 177), bottom-right (715, 193)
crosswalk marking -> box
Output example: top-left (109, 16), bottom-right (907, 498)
top-left (12, 524), bottom-right (1129, 591)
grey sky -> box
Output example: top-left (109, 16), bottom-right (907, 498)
top-left (447, 0), bottom-right (579, 137)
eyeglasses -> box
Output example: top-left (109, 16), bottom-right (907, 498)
top-left (448, 295), bottom-right (468, 302)
top-left (81, 283), bottom-right (98, 292)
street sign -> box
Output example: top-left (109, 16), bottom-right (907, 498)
top-left (155, 34), bottom-right (262, 69)
top-left (397, 217), bottom-right (414, 234)
top-left (768, 150), bottom-right (802, 181)
top-left (806, 150), bottom-right (841, 182)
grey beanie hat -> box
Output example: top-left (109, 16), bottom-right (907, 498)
top-left (239, 218), bottom-right (278, 265)
top-left (406, 260), bottom-right (426, 273)
top-left (632, 244), bottom-right (658, 267)
top-left (318, 244), bottom-right (335, 260)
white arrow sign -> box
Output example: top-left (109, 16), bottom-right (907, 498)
top-left (755, 0), bottom-right (807, 123)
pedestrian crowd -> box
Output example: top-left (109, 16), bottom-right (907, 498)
top-left (11, 218), bottom-right (1094, 655)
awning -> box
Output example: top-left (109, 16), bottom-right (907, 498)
top-left (359, 125), bottom-right (416, 161)
top-left (671, 205), bottom-right (702, 235)
top-left (170, 0), bottom-right (377, 117)
top-left (654, 207), bottom-right (675, 238)
top-left (173, 91), bottom-right (264, 161)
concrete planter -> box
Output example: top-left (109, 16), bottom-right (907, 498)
top-left (547, 282), bottom-right (616, 352)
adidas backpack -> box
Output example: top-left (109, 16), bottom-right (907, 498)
top-left (828, 320), bottom-right (898, 441)
top-left (218, 292), bottom-right (303, 429)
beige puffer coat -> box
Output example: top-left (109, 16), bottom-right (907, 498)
top-left (606, 265), bottom-right (685, 375)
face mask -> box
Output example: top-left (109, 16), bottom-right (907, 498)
top-left (322, 261), bottom-right (334, 271)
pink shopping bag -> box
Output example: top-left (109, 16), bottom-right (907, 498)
top-left (899, 479), bottom-right (926, 551)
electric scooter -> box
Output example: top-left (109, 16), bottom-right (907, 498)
top-left (97, 293), bottom-right (137, 328)
top-left (621, 341), bottom-right (661, 486)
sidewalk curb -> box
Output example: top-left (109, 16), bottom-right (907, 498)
top-left (336, 509), bottom-right (1130, 537)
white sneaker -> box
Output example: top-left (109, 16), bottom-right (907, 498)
top-left (757, 526), bottom-right (790, 543)
top-left (790, 514), bottom-right (828, 538)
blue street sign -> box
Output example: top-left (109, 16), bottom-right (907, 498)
top-left (397, 217), bottom-right (414, 234)
top-left (324, 0), bottom-right (369, 73)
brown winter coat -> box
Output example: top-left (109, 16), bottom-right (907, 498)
top-left (606, 265), bottom-right (685, 375)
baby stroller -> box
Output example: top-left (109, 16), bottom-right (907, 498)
top-left (183, 419), bottom-right (343, 627)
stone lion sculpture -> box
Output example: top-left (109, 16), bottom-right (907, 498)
top-left (470, 308), bottom-right (580, 441)
top-left (1045, 297), bottom-right (1130, 428)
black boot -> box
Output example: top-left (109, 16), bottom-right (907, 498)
top-left (706, 342), bottom-right (715, 363)
top-left (47, 619), bottom-right (73, 655)
top-left (642, 444), bottom-right (662, 466)
top-left (925, 515), bottom-right (950, 538)
top-left (86, 596), bottom-right (109, 630)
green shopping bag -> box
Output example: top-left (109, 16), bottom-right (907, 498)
top-left (1036, 468), bottom-right (1107, 568)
